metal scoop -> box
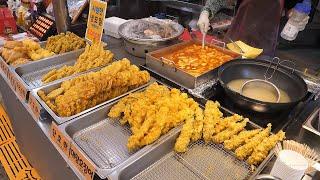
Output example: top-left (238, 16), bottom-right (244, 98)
top-left (240, 57), bottom-right (281, 103)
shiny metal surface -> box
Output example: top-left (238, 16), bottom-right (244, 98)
top-left (31, 77), bottom-right (155, 124)
top-left (13, 49), bottom-right (84, 90)
top-left (59, 99), bottom-right (179, 179)
top-left (146, 40), bottom-right (240, 89)
top-left (117, 120), bottom-right (273, 180)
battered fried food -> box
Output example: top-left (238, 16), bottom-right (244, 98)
top-left (212, 118), bottom-right (248, 144)
top-left (174, 109), bottom-right (195, 153)
top-left (109, 83), bottom-right (200, 151)
top-left (191, 107), bottom-right (204, 142)
top-left (235, 124), bottom-right (272, 160)
top-left (203, 101), bottom-right (223, 143)
top-left (45, 32), bottom-right (86, 54)
top-left (1, 39), bottom-right (55, 66)
top-left (214, 114), bottom-right (243, 135)
top-left (224, 129), bottom-right (261, 150)
top-left (42, 42), bottom-right (114, 83)
top-left (247, 130), bottom-right (285, 165)
top-left (39, 59), bottom-right (150, 117)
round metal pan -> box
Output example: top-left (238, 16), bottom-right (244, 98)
top-left (218, 59), bottom-right (308, 113)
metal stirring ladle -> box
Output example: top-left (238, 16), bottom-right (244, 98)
top-left (240, 57), bottom-right (281, 103)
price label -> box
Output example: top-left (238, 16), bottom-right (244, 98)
top-left (28, 94), bottom-right (41, 120)
top-left (0, 59), bottom-right (9, 79)
top-left (50, 122), bottom-right (71, 156)
top-left (13, 75), bottom-right (27, 101)
top-left (85, 0), bottom-right (107, 43)
top-left (69, 143), bottom-right (95, 180)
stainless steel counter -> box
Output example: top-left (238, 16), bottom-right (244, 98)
top-left (0, 35), bottom-right (319, 179)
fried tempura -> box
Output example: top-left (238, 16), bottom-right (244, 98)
top-left (203, 101), bottom-right (222, 143)
top-left (247, 130), bottom-right (285, 165)
top-left (39, 59), bottom-right (150, 117)
top-left (224, 129), bottom-right (261, 150)
top-left (191, 107), bottom-right (204, 142)
top-left (212, 118), bottom-right (248, 144)
top-left (235, 124), bottom-right (272, 160)
top-left (109, 83), bottom-right (202, 151)
top-left (214, 114), bottom-right (243, 135)
top-left (174, 109), bottom-right (195, 153)
top-left (45, 32), bottom-right (85, 54)
top-left (42, 42), bottom-right (114, 83)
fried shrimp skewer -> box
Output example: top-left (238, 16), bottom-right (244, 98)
top-left (247, 130), bottom-right (285, 165)
top-left (203, 101), bottom-right (222, 143)
top-left (235, 124), bottom-right (272, 160)
top-left (214, 114), bottom-right (243, 135)
top-left (174, 109), bottom-right (195, 153)
top-left (212, 118), bottom-right (249, 144)
top-left (224, 129), bottom-right (261, 150)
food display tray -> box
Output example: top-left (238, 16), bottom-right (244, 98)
top-left (118, 115), bottom-right (273, 180)
top-left (12, 50), bottom-right (84, 97)
top-left (59, 100), bottom-right (180, 179)
top-left (31, 77), bottom-right (155, 124)
top-left (57, 83), bottom-right (274, 179)
top-left (145, 40), bottom-right (240, 89)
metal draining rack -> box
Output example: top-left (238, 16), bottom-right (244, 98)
top-left (132, 140), bottom-right (252, 180)
top-left (21, 61), bottom-right (74, 89)
top-left (73, 119), bottom-right (135, 169)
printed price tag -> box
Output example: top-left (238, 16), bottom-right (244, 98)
top-left (69, 143), bottom-right (95, 180)
top-left (13, 75), bottom-right (27, 101)
top-left (28, 94), bottom-right (41, 120)
top-left (0, 59), bottom-right (9, 79)
top-left (85, 0), bottom-right (108, 43)
top-left (50, 122), bottom-right (70, 156)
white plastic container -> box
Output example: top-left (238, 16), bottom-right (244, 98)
top-left (104, 17), bottom-right (128, 39)
top-left (281, 0), bottom-right (311, 41)
top-left (270, 150), bottom-right (308, 180)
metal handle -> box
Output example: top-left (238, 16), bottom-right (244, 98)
top-left (279, 60), bottom-right (296, 74)
top-left (210, 38), bottom-right (226, 49)
top-left (264, 57), bottom-right (280, 80)
top-left (161, 57), bottom-right (175, 66)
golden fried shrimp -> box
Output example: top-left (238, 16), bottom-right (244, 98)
top-left (191, 107), bottom-right (204, 142)
top-left (37, 90), bottom-right (48, 102)
top-left (247, 130), bottom-right (285, 165)
top-left (224, 129), bottom-right (261, 150)
top-left (47, 87), bottom-right (64, 100)
top-left (174, 109), bottom-right (195, 153)
top-left (214, 114), bottom-right (243, 135)
top-left (212, 118), bottom-right (248, 144)
top-left (203, 101), bottom-right (223, 143)
top-left (235, 124), bottom-right (272, 160)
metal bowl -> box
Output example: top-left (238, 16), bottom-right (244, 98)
top-left (118, 18), bottom-right (184, 57)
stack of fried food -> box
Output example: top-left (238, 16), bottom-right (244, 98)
top-left (109, 88), bottom-right (285, 165)
top-left (38, 59), bottom-right (150, 117)
top-left (108, 82), bottom-right (203, 151)
top-left (45, 32), bottom-right (86, 54)
top-left (0, 39), bottom-right (55, 66)
top-left (42, 42), bottom-right (114, 83)
top-left (174, 100), bottom-right (286, 166)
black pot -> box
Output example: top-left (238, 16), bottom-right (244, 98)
top-left (218, 59), bottom-right (308, 113)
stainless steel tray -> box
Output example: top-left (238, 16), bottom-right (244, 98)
top-left (146, 40), bottom-right (240, 89)
top-left (31, 77), bottom-right (155, 124)
top-left (303, 108), bottom-right (320, 136)
top-left (117, 115), bottom-right (273, 180)
top-left (59, 100), bottom-right (180, 179)
top-left (13, 49), bottom-right (84, 90)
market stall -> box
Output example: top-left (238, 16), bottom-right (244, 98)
top-left (0, 0), bottom-right (320, 180)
